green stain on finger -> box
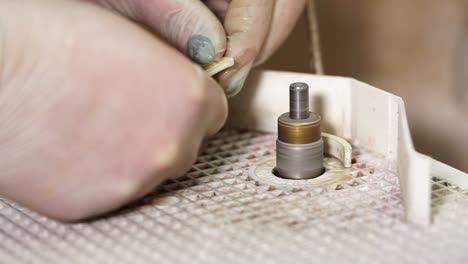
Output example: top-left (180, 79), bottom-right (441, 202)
top-left (187, 35), bottom-right (216, 65)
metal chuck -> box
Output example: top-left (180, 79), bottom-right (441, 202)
top-left (274, 82), bottom-right (324, 179)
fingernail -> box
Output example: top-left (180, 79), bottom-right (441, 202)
top-left (222, 63), bottom-right (252, 97)
top-left (187, 35), bottom-right (216, 65)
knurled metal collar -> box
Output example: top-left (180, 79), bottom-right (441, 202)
top-left (278, 112), bottom-right (322, 144)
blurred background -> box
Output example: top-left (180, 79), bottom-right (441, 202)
top-left (262, 0), bottom-right (468, 172)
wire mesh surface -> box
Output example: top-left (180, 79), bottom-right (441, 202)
top-left (0, 130), bottom-right (467, 264)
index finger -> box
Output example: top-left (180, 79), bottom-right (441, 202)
top-left (216, 0), bottom-right (275, 97)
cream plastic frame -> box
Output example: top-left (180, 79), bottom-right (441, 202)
top-left (227, 70), bottom-right (468, 225)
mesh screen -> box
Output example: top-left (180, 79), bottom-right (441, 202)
top-left (1, 130), bottom-right (467, 264)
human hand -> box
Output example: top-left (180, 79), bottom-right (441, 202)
top-left (91, 0), bottom-right (307, 96)
top-left (0, 0), bottom-right (227, 221)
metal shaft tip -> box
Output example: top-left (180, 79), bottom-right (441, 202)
top-left (289, 82), bottom-right (310, 120)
